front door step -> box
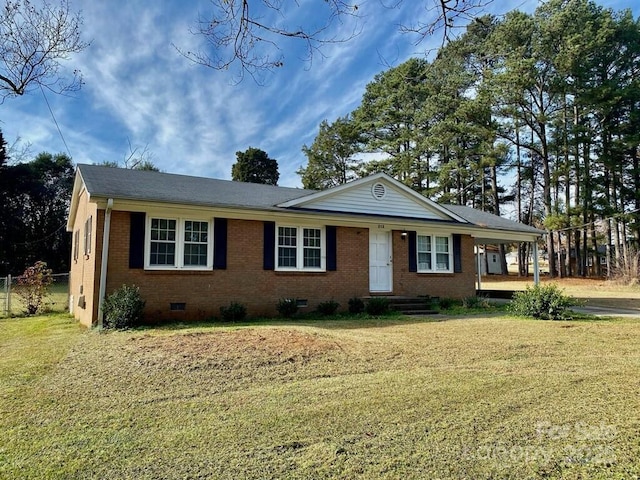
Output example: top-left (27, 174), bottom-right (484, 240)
top-left (364, 296), bottom-right (439, 315)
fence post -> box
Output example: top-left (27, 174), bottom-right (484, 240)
top-left (7, 274), bottom-right (11, 316)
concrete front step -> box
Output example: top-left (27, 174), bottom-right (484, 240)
top-left (381, 296), bottom-right (439, 315)
top-left (401, 309), bottom-right (440, 316)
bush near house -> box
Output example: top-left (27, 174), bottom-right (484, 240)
top-left (365, 297), bottom-right (389, 316)
top-left (508, 284), bottom-right (577, 320)
top-left (348, 297), bottom-right (365, 314)
top-left (276, 298), bottom-right (299, 318)
top-left (16, 261), bottom-right (53, 315)
top-left (316, 300), bottom-right (340, 316)
top-left (103, 285), bottom-right (145, 329)
top-left (219, 302), bottom-right (248, 322)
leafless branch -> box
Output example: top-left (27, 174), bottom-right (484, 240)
top-left (398, 0), bottom-right (494, 49)
top-left (0, 0), bottom-right (89, 101)
top-left (175, 0), bottom-right (360, 83)
top-left (123, 139), bottom-right (153, 170)
top-left (178, 0), bottom-right (493, 82)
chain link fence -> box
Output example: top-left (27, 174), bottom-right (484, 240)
top-left (0, 273), bottom-right (69, 317)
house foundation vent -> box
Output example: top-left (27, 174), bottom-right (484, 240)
top-left (170, 302), bottom-right (186, 311)
top-left (372, 182), bottom-right (386, 200)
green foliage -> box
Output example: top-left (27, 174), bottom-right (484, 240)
top-left (0, 152), bottom-right (74, 275)
top-left (348, 297), bottom-right (365, 314)
top-left (219, 302), bottom-right (247, 322)
top-left (316, 300), bottom-right (340, 316)
top-left (231, 147), bottom-right (279, 185)
top-left (365, 297), bottom-right (389, 316)
top-left (103, 285), bottom-right (146, 329)
top-left (16, 261), bottom-right (53, 315)
top-left (298, 116), bottom-right (362, 190)
top-left (508, 284), bottom-right (577, 320)
top-left (276, 298), bottom-right (299, 318)
top-left (462, 295), bottom-right (490, 309)
top-left (437, 297), bottom-right (460, 310)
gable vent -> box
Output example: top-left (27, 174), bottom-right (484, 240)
top-left (371, 182), bottom-right (387, 200)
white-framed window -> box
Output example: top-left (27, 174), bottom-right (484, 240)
top-left (276, 225), bottom-right (325, 271)
top-left (417, 234), bottom-right (452, 273)
top-left (84, 216), bottom-right (92, 256)
top-left (146, 217), bottom-right (212, 269)
top-left (73, 230), bottom-right (80, 262)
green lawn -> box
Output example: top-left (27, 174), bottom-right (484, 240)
top-left (1, 313), bottom-right (639, 479)
top-left (1, 281), bottom-right (69, 317)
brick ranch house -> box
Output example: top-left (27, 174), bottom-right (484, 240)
top-left (67, 164), bottom-right (543, 327)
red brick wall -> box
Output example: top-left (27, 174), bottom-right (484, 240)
top-left (392, 231), bottom-right (476, 299)
top-left (68, 190), bottom-right (100, 327)
top-left (106, 215), bottom-right (372, 320)
top-left (92, 211), bottom-right (477, 323)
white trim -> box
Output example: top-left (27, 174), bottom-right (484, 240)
top-left (416, 233), bottom-right (454, 274)
top-left (275, 224), bottom-right (326, 272)
top-left (277, 173), bottom-right (468, 223)
top-left (144, 216), bottom-right (214, 270)
top-left (369, 229), bottom-right (393, 292)
top-left (88, 197), bottom-right (541, 244)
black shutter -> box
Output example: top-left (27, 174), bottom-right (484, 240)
top-left (263, 221), bottom-right (276, 270)
top-left (129, 212), bottom-right (146, 269)
top-left (453, 234), bottom-right (462, 273)
top-left (326, 226), bottom-right (337, 271)
top-left (213, 218), bottom-right (227, 269)
top-left (408, 231), bottom-right (417, 272)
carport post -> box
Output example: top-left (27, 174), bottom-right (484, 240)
top-left (476, 246), bottom-right (482, 291)
top-left (533, 242), bottom-right (540, 285)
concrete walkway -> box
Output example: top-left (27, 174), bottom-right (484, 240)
top-left (571, 305), bottom-right (640, 318)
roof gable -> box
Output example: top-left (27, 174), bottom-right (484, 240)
top-left (278, 173), bottom-right (467, 222)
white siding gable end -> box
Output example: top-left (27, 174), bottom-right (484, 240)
top-left (279, 174), bottom-right (466, 222)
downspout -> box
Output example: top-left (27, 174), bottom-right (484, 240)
top-left (97, 199), bottom-right (113, 329)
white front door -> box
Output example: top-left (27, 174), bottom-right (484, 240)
top-left (369, 230), bottom-right (392, 292)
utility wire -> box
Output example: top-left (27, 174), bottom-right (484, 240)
top-left (40, 84), bottom-right (73, 158)
top-left (553, 207), bottom-right (640, 233)
top-left (11, 221), bottom-right (68, 246)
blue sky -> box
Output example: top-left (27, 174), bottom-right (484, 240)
top-left (2, 0), bottom-right (639, 187)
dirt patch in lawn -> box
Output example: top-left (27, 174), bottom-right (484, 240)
top-left (126, 328), bottom-right (341, 371)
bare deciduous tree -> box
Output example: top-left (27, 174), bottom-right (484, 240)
top-left (178, 0), bottom-right (493, 81)
top-left (0, 0), bottom-right (88, 100)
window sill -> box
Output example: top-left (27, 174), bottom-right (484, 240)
top-left (416, 271), bottom-right (455, 275)
top-left (143, 268), bottom-right (214, 275)
top-left (274, 270), bottom-right (327, 276)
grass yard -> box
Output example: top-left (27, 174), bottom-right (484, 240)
top-left (1, 313), bottom-right (639, 479)
top-left (482, 275), bottom-right (640, 311)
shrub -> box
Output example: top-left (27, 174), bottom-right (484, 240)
top-left (16, 261), bottom-right (53, 315)
top-left (437, 297), bottom-right (459, 310)
top-left (348, 297), bottom-right (365, 314)
top-left (317, 300), bottom-right (339, 316)
top-left (220, 302), bottom-right (247, 322)
top-left (508, 284), bottom-right (577, 320)
top-left (462, 295), bottom-right (490, 309)
top-left (366, 297), bottom-right (389, 316)
top-left (103, 284), bottom-right (145, 329)
top-left (276, 298), bottom-right (299, 318)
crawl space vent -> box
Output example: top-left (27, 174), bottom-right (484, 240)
top-left (371, 182), bottom-right (386, 200)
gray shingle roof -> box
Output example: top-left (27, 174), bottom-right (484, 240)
top-left (78, 163), bottom-right (313, 210)
top-left (77, 164), bottom-right (542, 237)
top-left (443, 204), bottom-right (544, 235)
